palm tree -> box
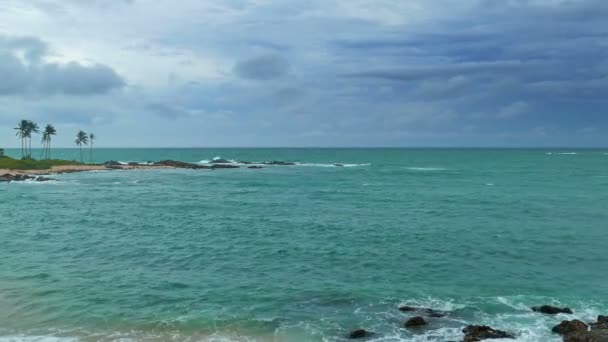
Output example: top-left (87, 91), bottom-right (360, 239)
top-left (75, 130), bottom-right (89, 163)
top-left (89, 133), bottom-right (96, 163)
top-left (41, 124), bottom-right (57, 160)
top-left (25, 120), bottom-right (39, 158)
top-left (14, 120), bottom-right (28, 158)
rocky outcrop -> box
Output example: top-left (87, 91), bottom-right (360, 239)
top-left (404, 316), bottom-right (427, 328)
top-left (0, 174), bottom-right (56, 182)
top-left (558, 316), bottom-right (608, 341)
top-left (590, 315), bottom-right (608, 330)
top-left (248, 165), bottom-right (263, 169)
top-left (532, 305), bottom-right (573, 315)
top-left (104, 160), bottom-right (122, 166)
top-left (462, 325), bottom-right (514, 341)
top-left (552, 320), bottom-right (588, 335)
top-left (155, 160), bottom-right (211, 169)
top-left (563, 329), bottom-right (608, 342)
top-left (348, 329), bottom-right (372, 339)
top-left (399, 306), bottom-right (447, 318)
top-left (263, 161), bottom-right (296, 166)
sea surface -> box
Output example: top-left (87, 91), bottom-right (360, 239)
top-left (1, 148), bottom-right (607, 341)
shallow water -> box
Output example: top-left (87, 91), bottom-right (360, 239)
top-left (1, 148), bottom-right (607, 341)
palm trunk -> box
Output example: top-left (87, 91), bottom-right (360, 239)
top-left (79, 145), bottom-right (83, 163)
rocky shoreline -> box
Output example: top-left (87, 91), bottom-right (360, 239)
top-left (348, 304), bottom-right (608, 341)
top-left (0, 159), bottom-right (295, 183)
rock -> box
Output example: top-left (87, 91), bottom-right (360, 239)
top-left (248, 165), bottom-right (263, 169)
top-left (532, 305), bottom-right (573, 315)
top-left (590, 315), bottom-right (608, 331)
top-left (128, 162), bottom-right (139, 166)
top-left (104, 160), bottom-right (122, 166)
top-left (462, 325), bottom-right (514, 341)
top-left (334, 163), bottom-right (345, 167)
top-left (404, 316), bottom-right (427, 328)
top-left (263, 161), bottom-right (296, 166)
top-left (35, 176), bottom-right (56, 182)
top-left (348, 329), bottom-right (372, 339)
top-left (564, 329), bottom-right (608, 342)
top-left (552, 320), bottom-right (588, 335)
top-left (106, 165), bottom-right (124, 169)
top-left (155, 160), bottom-right (211, 169)
top-left (211, 164), bottom-right (240, 169)
top-left (398, 306), bottom-right (447, 318)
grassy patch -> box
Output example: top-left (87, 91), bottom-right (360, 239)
top-left (0, 156), bottom-right (82, 170)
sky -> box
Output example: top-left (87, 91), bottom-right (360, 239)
top-left (0, 0), bottom-right (606, 147)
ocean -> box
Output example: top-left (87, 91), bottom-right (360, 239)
top-left (1, 148), bottom-right (607, 341)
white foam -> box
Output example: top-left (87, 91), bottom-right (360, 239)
top-left (297, 163), bottom-right (370, 168)
top-left (406, 167), bottom-right (446, 171)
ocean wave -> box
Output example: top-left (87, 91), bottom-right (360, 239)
top-left (546, 152), bottom-right (577, 155)
top-left (406, 167), bottom-right (446, 171)
top-left (297, 162), bottom-right (371, 167)
top-left (196, 157), bottom-right (371, 168)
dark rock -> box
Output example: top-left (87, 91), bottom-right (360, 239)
top-left (104, 160), bottom-right (122, 166)
top-left (348, 329), bottom-right (372, 339)
top-left (334, 163), bottom-right (345, 167)
top-left (404, 316), bottom-right (427, 328)
top-left (128, 162), bottom-right (139, 166)
top-left (155, 160), bottom-right (211, 169)
top-left (263, 161), bottom-right (296, 166)
top-left (564, 329), bottom-right (608, 342)
top-left (106, 165), bottom-right (124, 169)
top-left (590, 315), bottom-right (608, 331)
top-left (552, 320), bottom-right (588, 335)
top-left (211, 164), bottom-right (240, 169)
top-left (247, 166), bottom-right (263, 169)
top-left (35, 176), bottom-right (56, 182)
top-left (532, 305), bottom-right (573, 315)
top-left (398, 306), bottom-right (447, 318)
top-left (462, 325), bottom-right (514, 341)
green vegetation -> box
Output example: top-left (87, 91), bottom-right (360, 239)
top-left (0, 155), bottom-right (80, 170)
top-left (9, 119), bottom-right (98, 164)
top-left (0, 148), bottom-right (4, 157)
top-left (75, 130), bottom-right (89, 163)
top-left (89, 133), bottom-right (96, 162)
top-left (40, 124), bottom-right (57, 160)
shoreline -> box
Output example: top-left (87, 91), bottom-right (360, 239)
top-left (0, 159), bottom-right (278, 182)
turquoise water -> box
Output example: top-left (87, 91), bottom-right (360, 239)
top-left (1, 148), bottom-right (607, 341)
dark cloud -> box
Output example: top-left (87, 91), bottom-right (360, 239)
top-left (0, 35), bottom-right (125, 96)
top-left (233, 55), bottom-right (289, 80)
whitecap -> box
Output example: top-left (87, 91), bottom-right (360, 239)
top-left (406, 167), bottom-right (446, 171)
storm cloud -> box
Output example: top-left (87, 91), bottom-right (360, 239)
top-left (0, 36), bottom-right (125, 96)
top-left (0, 0), bottom-right (605, 147)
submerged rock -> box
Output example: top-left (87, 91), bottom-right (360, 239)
top-left (334, 163), bottom-right (345, 167)
top-left (532, 305), bottom-right (573, 315)
top-left (348, 329), bottom-right (372, 339)
top-left (247, 165), bottom-right (263, 169)
top-left (552, 320), bottom-right (588, 335)
top-left (462, 325), bottom-right (514, 341)
top-left (398, 306), bottom-right (447, 318)
top-left (404, 316), bottom-right (427, 328)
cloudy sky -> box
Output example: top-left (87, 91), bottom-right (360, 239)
top-left (0, 0), bottom-right (606, 147)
